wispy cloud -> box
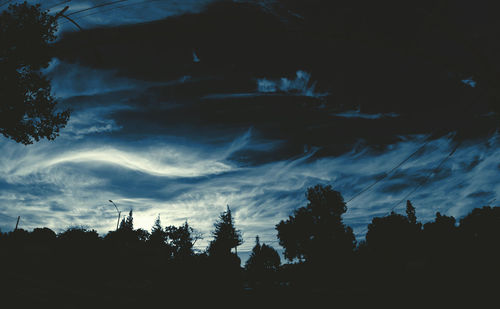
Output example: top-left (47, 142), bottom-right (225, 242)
top-left (1, 21), bottom-right (498, 257)
top-left (45, 59), bottom-right (150, 99)
top-left (202, 70), bottom-right (329, 101)
top-left (333, 109), bottom-right (400, 120)
top-left (257, 70), bottom-right (328, 98)
top-left (26, 0), bottom-right (217, 33)
top-left (1, 129), bottom-right (499, 250)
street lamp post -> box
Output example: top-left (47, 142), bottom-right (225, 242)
top-left (109, 200), bottom-right (121, 230)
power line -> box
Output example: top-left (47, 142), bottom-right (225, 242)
top-left (389, 140), bottom-right (461, 212)
top-left (57, 8), bottom-right (83, 31)
top-left (58, 0), bottom-right (161, 26)
top-left (66, 0), bottom-right (129, 17)
top-left (0, 0), bottom-right (14, 8)
top-left (354, 136), bottom-right (483, 239)
top-left (0, 211), bottom-right (16, 221)
top-left (46, 0), bottom-right (72, 11)
top-left (354, 137), bottom-right (462, 238)
top-left (345, 135), bottom-right (433, 204)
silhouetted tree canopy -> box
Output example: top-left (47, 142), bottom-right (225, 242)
top-left (459, 206), bottom-right (500, 253)
top-left (423, 212), bottom-right (457, 240)
top-left (31, 227), bottom-right (56, 242)
top-left (58, 227), bottom-right (99, 243)
top-left (276, 184), bottom-right (355, 263)
top-left (120, 210), bottom-right (134, 230)
top-left (207, 206), bottom-right (243, 257)
top-left (167, 221), bottom-right (199, 259)
top-left (1, 188), bottom-right (500, 305)
top-left (245, 236), bottom-right (281, 289)
top-left (406, 200), bottom-right (418, 226)
top-left (366, 211), bottom-right (420, 256)
top-left (105, 210), bottom-right (150, 246)
top-left (422, 212), bottom-right (458, 266)
top-left (148, 215), bottom-right (167, 248)
top-left (245, 236), bottom-right (281, 272)
top-left (0, 2), bottom-right (69, 144)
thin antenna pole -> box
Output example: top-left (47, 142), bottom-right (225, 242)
top-left (14, 216), bottom-right (20, 231)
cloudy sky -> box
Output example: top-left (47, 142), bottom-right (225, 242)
top-left (1, 0), bottom-right (499, 256)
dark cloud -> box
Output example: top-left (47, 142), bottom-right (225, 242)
top-left (55, 1), bottom-right (498, 135)
top-left (467, 191), bottom-right (495, 200)
top-left (49, 203), bottom-right (71, 212)
top-left (379, 182), bottom-right (414, 194)
top-left (460, 155), bottom-right (483, 172)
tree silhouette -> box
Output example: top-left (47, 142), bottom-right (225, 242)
top-left (406, 200), bottom-right (418, 225)
top-left (364, 202), bottom-right (425, 296)
top-left (135, 228), bottom-right (150, 242)
top-left (148, 215), bottom-right (167, 248)
top-left (423, 212), bottom-right (457, 246)
top-left (275, 185), bottom-right (356, 290)
top-left (366, 211), bottom-right (420, 256)
top-left (366, 200), bottom-right (423, 255)
top-left (31, 227), bottom-right (56, 243)
top-left (207, 206), bottom-right (243, 257)
top-left (1, 192), bottom-right (500, 305)
top-left (206, 206), bottom-right (243, 292)
top-left (105, 210), bottom-right (148, 247)
top-left (0, 2), bottom-right (69, 144)
top-left (422, 212), bottom-right (458, 274)
top-left (245, 236), bottom-right (281, 272)
top-left (245, 236), bottom-right (281, 288)
top-left (276, 184), bottom-right (356, 264)
top-left (459, 206), bottom-right (500, 260)
top-left (167, 221), bottom-right (200, 260)
top-left (58, 227), bottom-right (100, 244)
top-left (119, 210), bottom-right (134, 231)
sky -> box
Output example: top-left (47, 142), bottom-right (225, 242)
top-left (0, 0), bottom-right (499, 257)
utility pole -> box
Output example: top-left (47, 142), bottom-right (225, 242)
top-left (109, 200), bottom-right (121, 230)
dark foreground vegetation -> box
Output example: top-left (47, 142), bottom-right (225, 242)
top-left (1, 185), bottom-right (499, 307)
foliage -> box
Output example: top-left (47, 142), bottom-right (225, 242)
top-left (245, 236), bottom-right (281, 288)
top-left (148, 215), bottom-right (167, 248)
top-left (31, 227), bottom-right (57, 242)
top-left (459, 206), bottom-right (500, 258)
top-left (57, 227), bottom-right (100, 243)
top-left (245, 236), bottom-right (281, 272)
top-left (406, 200), bottom-right (417, 225)
top-left (1, 188), bottom-right (500, 304)
top-left (119, 210), bottom-right (134, 231)
top-left (167, 221), bottom-right (200, 259)
top-left (207, 206), bottom-right (243, 257)
top-left (0, 2), bottom-right (69, 144)
top-left (366, 215), bottom-right (420, 257)
top-left (105, 210), bottom-right (150, 247)
top-left (276, 184), bottom-right (356, 263)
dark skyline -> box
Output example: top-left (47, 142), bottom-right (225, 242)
top-left (0, 0), bottom-right (498, 255)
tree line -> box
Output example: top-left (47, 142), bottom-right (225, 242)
top-left (1, 184), bottom-right (499, 306)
